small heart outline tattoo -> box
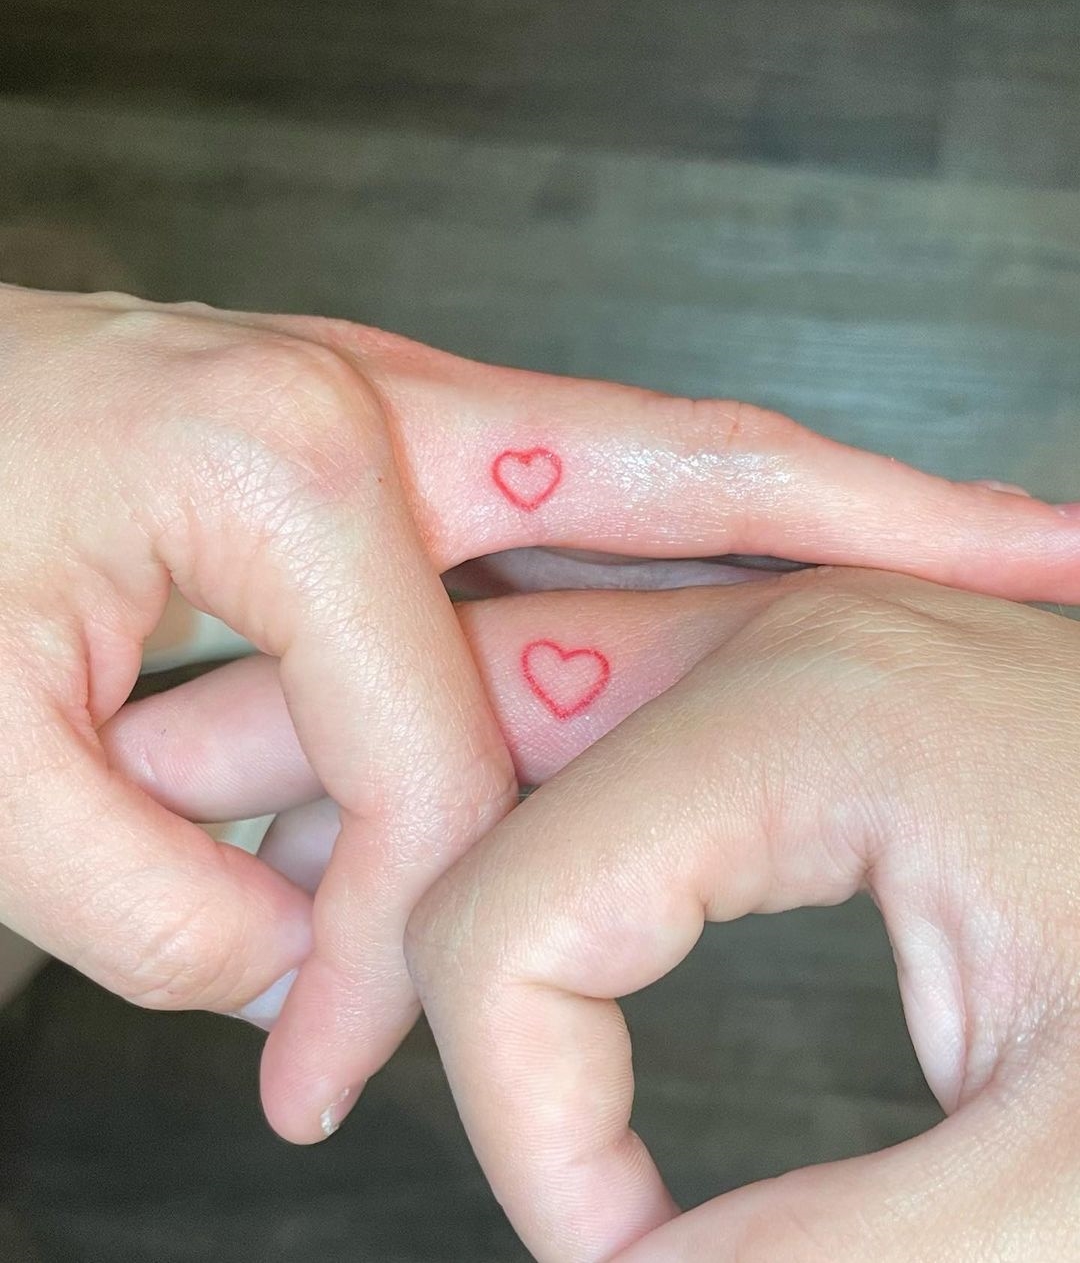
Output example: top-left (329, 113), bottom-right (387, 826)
top-left (492, 447), bottom-right (563, 511)
top-left (521, 639), bottom-right (611, 720)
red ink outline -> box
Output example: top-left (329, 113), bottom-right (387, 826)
top-left (492, 447), bottom-right (563, 511)
top-left (521, 639), bottom-right (611, 720)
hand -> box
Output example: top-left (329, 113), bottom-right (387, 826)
top-left (7, 282), bottom-right (1080, 1148)
top-left (108, 573), bottom-right (1080, 1263)
top-left (392, 571), bottom-right (1080, 1260)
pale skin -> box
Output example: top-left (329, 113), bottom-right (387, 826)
top-left (4, 282), bottom-right (1080, 1185)
top-left (407, 572), bottom-right (1080, 1261)
top-left (116, 573), bottom-right (1080, 1259)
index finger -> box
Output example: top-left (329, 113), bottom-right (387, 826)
top-left (319, 318), bottom-right (1080, 601)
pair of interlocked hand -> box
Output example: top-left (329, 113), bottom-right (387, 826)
top-left (4, 282), bottom-right (1080, 1259)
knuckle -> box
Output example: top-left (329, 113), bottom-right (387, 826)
top-left (732, 569), bottom-right (867, 655)
top-left (730, 572), bottom-right (988, 817)
top-left (664, 396), bottom-right (792, 447)
top-left (93, 296), bottom-right (229, 369)
top-left (220, 332), bottom-right (354, 407)
top-left (744, 568), bottom-right (940, 661)
top-left (208, 333), bottom-right (380, 444)
top-left (151, 331), bottom-right (391, 566)
top-left (105, 885), bottom-right (247, 1012)
top-left (723, 571), bottom-right (953, 754)
top-left (207, 334), bottom-right (386, 505)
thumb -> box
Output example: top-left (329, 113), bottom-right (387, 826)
top-left (615, 1083), bottom-right (1077, 1261)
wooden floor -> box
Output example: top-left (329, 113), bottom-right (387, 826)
top-left (1, 1), bottom-right (1079, 1259)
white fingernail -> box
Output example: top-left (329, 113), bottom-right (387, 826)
top-left (234, 969), bottom-right (297, 1030)
top-left (972, 478), bottom-right (1033, 498)
top-left (320, 1087), bottom-right (353, 1139)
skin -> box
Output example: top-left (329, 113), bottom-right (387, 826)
top-left (409, 572), bottom-right (1080, 1260)
top-left (109, 574), bottom-right (1080, 1257)
top-left (6, 282), bottom-right (1080, 1155)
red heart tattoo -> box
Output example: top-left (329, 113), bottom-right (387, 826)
top-left (521, 640), bottom-right (611, 720)
top-left (492, 447), bottom-right (563, 511)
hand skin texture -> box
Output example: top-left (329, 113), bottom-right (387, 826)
top-left (408, 571), bottom-right (1080, 1261)
top-left (6, 282), bottom-right (1080, 1152)
top-left (109, 572), bottom-right (1080, 1259)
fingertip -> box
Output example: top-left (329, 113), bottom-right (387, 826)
top-left (317, 1085), bottom-right (361, 1140)
top-left (257, 956), bottom-right (384, 1145)
top-left (101, 654), bottom-right (321, 822)
top-left (261, 1082), bottom-right (364, 1146)
top-left (258, 1036), bottom-right (365, 1145)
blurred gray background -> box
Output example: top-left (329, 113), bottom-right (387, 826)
top-left (1, 2), bottom-right (1078, 1260)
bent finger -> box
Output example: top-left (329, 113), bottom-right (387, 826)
top-left (0, 682), bottom-right (311, 1017)
top-left (102, 654), bottom-right (318, 822)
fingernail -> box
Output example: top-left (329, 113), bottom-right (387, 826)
top-left (233, 969), bottom-right (297, 1031)
top-left (1055, 503), bottom-right (1080, 519)
top-left (319, 1085), bottom-right (360, 1139)
top-left (972, 479), bottom-right (1033, 498)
